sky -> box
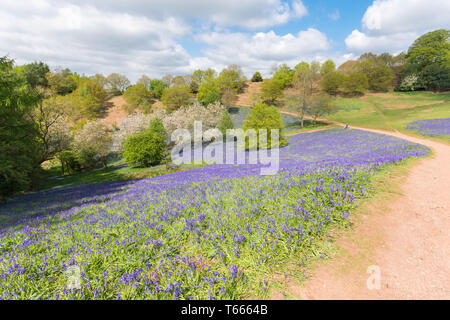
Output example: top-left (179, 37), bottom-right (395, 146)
top-left (1, 0), bottom-right (449, 81)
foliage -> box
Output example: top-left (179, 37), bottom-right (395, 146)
top-left (421, 63), bottom-right (450, 92)
top-left (106, 73), bottom-right (130, 95)
top-left (17, 61), bottom-right (50, 88)
top-left (149, 79), bottom-right (168, 100)
top-left (251, 72), bottom-right (263, 82)
top-left (406, 29), bottom-right (450, 72)
top-left (197, 77), bottom-right (221, 105)
top-left (89, 74), bottom-right (108, 89)
top-left (260, 78), bottom-right (284, 105)
top-left (56, 149), bottom-right (81, 175)
top-left (217, 65), bottom-right (247, 93)
top-left (123, 118), bottom-right (167, 167)
top-left (272, 64), bottom-right (294, 88)
top-left (220, 88), bottom-right (237, 107)
top-left (342, 73), bottom-right (369, 96)
top-left (320, 59), bottom-right (336, 76)
top-left (243, 103), bottom-right (286, 149)
top-left (123, 83), bottom-right (154, 113)
top-left (218, 109), bottom-right (234, 135)
top-left (321, 71), bottom-right (344, 95)
top-left (308, 94), bottom-right (337, 121)
top-left (73, 120), bottom-right (112, 169)
top-left (46, 68), bottom-right (78, 95)
top-left (367, 65), bottom-right (395, 92)
top-left (161, 86), bottom-right (191, 112)
top-left (0, 56), bottom-right (42, 200)
top-left (137, 75), bottom-right (151, 89)
top-left (70, 78), bottom-right (108, 119)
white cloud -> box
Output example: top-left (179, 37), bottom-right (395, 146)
top-left (0, 0), bottom-right (312, 80)
top-left (197, 28), bottom-right (330, 76)
top-left (345, 0), bottom-right (450, 54)
top-left (328, 10), bottom-right (340, 21)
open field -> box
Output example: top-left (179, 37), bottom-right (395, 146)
top-left (328, 92), bottom-right (450, 143)
top-left (0, 129), bottom-right (429, 299)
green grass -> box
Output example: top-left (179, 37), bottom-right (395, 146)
top-left (328, 91), bottom-right (450, 143)
top-left (41, 161), bottom-right (205, 190)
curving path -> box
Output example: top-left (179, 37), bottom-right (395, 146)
top-left (280, 111), bottom-right (450, 300)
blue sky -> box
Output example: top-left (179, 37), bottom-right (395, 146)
top-left (0, 0), bottom-right (449, 81)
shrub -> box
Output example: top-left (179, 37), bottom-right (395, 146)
top-left (123, 118), bottom-right (167, 167)
top-left (243, 103), bottom-right (287, 149)
top-left (251, 72), bottom-right (263, 82)
top-left (218, 109), bottom-right (234, 135)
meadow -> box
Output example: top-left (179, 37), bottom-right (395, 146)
top-left (0, 129), bottom-right (429, 300)
top-left (328, 92), bottom-right (450, 143)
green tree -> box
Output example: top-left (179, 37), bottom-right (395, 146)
top-left (123, 83), bottom-right (154, 113)
top-left (406, 29), bottom-right (450, 72)
top-left (260, 78), bottom-right (284, 105)
top-left (243, 103), bottom-right (286, 149)
top-left (368, 65), bottom-right (394, 92)
top-left (321, 71), bottom-right (344, 96)
top-left (342, 73), bottom-right (369, 96)
top-left (46, 68), bottom-right (78, 95)
top-left (161, 86), bottom-right (191, 112)
top-left (251, 71), bottom-right (263, 82)
top-left (17, 61), bottom-right (50, 88)
top-left (70, 78), bottom-right (108, 119)
top-left (273, 64), bottom-right (294, 88)
top-left (137, 74), bottom-right (151, 89)
top-left (421, 63), bottom-right (450, 92)
top-left (320, 59), bottom-right (336, 76)
top-left (218, 109), bottom-right (234, 135)
top-left (123, 118), bottom-right (167, 167)
top-left (0, 56), bottom-right (41, 200)
top-left (149, 79), bottom-right (168, 99)
top-left (217, 65), bottom-right (246, 93)
top-left (89, 74), bottom-right (108, 89)
top-left (198, 77), bottom-right (221, 105)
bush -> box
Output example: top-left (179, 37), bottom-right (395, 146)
top-left (251, 72), bottom-right (263, 82)
top-left (161, 86), bottom-right (191, 112)
top-left (123, 118), bottom-right (167, 167)
top-left (243, 103), bottom-right (287, 149)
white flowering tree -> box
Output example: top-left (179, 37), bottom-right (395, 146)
top-left (73, 120), bottom-right (112, 168)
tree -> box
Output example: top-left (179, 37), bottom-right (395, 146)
top-left (149, 79), bottom-right (168, 99)
top-left (251, 72), bottom-right (263, 82)
top-left (123, 118), bottom-right (167, 167)
top-left (217, 65), bottom-right (246, 93)
top-left (421, 63), bottom-right (450, 92)
top-left (320, 59), bottom-right (336, 76)
top-left (218, 109), bottom-right (234, 135)
top-left (162, 74), bottom-right (174, 87)
top-left (242, 103), bottom-right (286, 149)
top-left (73, 120), bottom-right (112, 169)
top-left (272, 64), bottom-right (294, 88)
top-left (0, 56), bottom-right (41, 200)
top-left (289, 62), bottom-right (315, 128)
top-left (220, 88), bottom-right (237, 107)
top-left (368, 65), bottom-right (394, 92)
top-left (106, 73), bottom-right (130, 95)
top-left (123, 83), bottom-right (154, 113)
top-left (342, 73), bottom-right (369, 96)
top-left (321, 71), bottom-right (344, 96)
top-left (406, 29), bottom-right (450, 72)
top-left (46, 68), bottom-right (78, 95)
top-left (308, 94), bottom-right (337, 122)
top-left (161, 86), bottom-right (191, 112)
top-left (70, 78), bottom-right (108, 119)
top-left (137, 74), bottom-right (151, 89)
top-left (172, 75), bottom-right (187, 88)
top-left (18, 61), bottom-right (50, 88)
top-left (90, 74), bottom-right (108, 89)
top-left (31, 95), bottom-right (72, 163)
top-left (260, 78), bottom-right (284, 105)
top-left (198, 77), bottom-right (221, 105)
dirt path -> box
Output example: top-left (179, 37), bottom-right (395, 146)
top-left (278, 114), bottom-right (450, 299)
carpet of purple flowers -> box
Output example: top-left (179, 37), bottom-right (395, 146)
top-left (406, 118), bottom-right (450, 137)
top-left (0, 129), bottom-right (429, 300)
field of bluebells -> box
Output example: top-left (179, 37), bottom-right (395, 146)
top-left (406, 118), bottom-right (450, 137)
top-left (0, 129), bottom-right (429, 300)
